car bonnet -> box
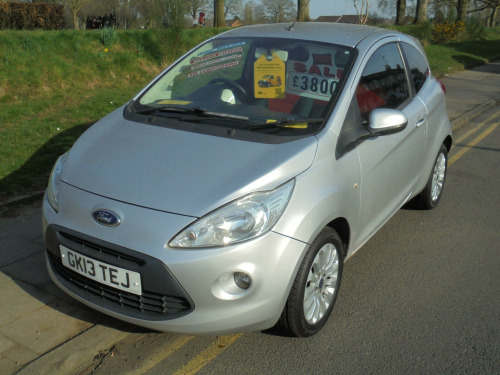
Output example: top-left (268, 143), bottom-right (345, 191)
top-left (61, 107), bottom-right (318, 218)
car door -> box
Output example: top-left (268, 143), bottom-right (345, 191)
top-left (400, 41), bottom-right (449, 188)
top-left (354, 42), bottom-right (428, 244)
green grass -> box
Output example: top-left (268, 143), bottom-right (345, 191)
top-left (425, 38), bottom-right (500, 77)
top-left (0, 28), bottom-right (227, 199)
top-left (384, 25), bottom-right (500, 76)
top-left (0, 26), bottom-right (499, 200)
top-left (425, 26), bottom-right (500, 76)
top-left (381, 24), bottom-right (434, 43)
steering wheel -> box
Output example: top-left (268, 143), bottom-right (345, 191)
top-left (208, 78), bottom-right (247, 97)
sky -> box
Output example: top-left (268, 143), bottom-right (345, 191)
top-left (309, 0), bottom-right (359, 19)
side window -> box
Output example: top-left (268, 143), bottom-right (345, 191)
top-left (355, 43), bottom-right (410, 120)
top-left (400, 42), bottom-right (429, 94)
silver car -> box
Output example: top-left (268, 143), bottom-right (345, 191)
top-left (43, 23), bottom-right (452, 337)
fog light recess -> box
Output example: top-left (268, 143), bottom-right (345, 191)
top-left (211, 271), bottom-right (254, 300)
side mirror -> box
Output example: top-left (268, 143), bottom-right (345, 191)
top-left (368, 108), bottom-right (408, 136)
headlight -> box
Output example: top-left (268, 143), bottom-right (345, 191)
top-left (169, 179), bottom-right (295, 248)
top-left (47, 153), bottom-right (68, 212)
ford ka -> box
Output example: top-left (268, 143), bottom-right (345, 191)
top-left (43, 23), bottom-right (452, 337)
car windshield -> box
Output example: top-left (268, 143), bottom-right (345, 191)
top-left (134, 37), bottom-right (354, 136)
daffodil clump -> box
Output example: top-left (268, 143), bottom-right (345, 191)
top-left (101, 26), bottom-right (118, 51)
top-left (432, 22), bottom-right (465, 44)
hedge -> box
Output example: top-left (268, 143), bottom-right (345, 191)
top-left (0, 1), bottom-right (64, 30)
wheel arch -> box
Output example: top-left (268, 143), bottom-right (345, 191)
top-left (443, 135), bottom-right (452, 152)
top-left (325, 217), bottom-right (350, 257)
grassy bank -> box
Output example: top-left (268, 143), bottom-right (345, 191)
top-left (424, 35), bottom-right (500, 76)
top-left (385, 25), bottom-right (500, 76)
top-left (1, 25), bottom-right (500, 200)
top-left (0, 28), bottom-right (226, 199)
top-left (425, 26), bottom-right (500, 76)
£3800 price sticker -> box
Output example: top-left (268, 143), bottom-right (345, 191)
top-left (288, 73), bottom-right (339, 100)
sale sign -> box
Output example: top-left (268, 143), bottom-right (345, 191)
top-left (286, 52), bottom-right (341, 101)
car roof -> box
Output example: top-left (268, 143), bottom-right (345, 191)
top-left (216, 22), bottom-right (397, 48)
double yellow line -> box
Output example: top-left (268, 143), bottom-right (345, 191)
top-left (172, 334), bottom-right (243, 375)
top-left (125, 334), bottom-right (243, 375)
top-left (125, 107), bottom-right (500, 375)
top-left (449, 109), bottom-right (500, 166)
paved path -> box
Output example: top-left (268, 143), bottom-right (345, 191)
top-left (0, 204), bottom-right (132, 374)
top-left (441, 60), bottom-right (500, 127)
top-left (0, 61), bottom-right (499, 375)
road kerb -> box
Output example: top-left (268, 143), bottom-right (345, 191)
top-left (450, 93), bottom-right (500, 131)
top-left (17, 325), bottom-right (130, 375)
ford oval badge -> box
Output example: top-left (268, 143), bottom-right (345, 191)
top-left (92, 209), bottom-right (121, 227)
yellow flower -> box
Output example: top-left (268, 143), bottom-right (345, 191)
top-left (104, 48), bottom-right (109, 52)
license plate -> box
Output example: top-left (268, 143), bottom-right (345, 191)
top-left (60, 245), bottom-right (142, 296)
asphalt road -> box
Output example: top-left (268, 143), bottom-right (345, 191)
top-left (76, 105), bottom-right (500, 375)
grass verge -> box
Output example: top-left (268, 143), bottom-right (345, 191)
top-left (425, 28), bottom-right (500, 76)
top-left (0, 28), bottom-right (227, 200)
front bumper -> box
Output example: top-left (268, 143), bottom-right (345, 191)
top-left (43, 183), bottom-right (308, 334)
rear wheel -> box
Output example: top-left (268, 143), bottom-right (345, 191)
top-left (277, 228), bottom-right (344, 337)
top-left (415, 144), bottom-right (448, 209)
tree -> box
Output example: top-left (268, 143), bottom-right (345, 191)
top-left (65, 0), bottom-right (90, 29)
top-left (165, 0), bottom-right (187, 30)
top-left (456, 0), bottom-right (470, 22)
top-left (354, 0), bottom-right (370, 24)
top-left (414, 0), bottom-right (430, 24)
top-left (244, 1), bottom-right (256, 24)
top-left (115, 0), bottom-right (137, 29)
top-left (214, 0), bottom-right (225, 26)
top-left (395, 0), bottom-right (406, 24)
top-left (130, 0), bottom-right (187, 29)
top-left (490, 5), bottom-right (499, 26)
top-left (428, 0), bottom-right (453, 22)
top-left (186, 0), bottom-right (210, 23)
top-left (224, 0), bottom-right (243, 18)
top-left (297, 0), bottom-right (310, 21)
top-left (134, 0), bottom-right (167, 29)
top-left (81, 0), bottom-right (120, 15)
top-left (262, 0), bottom-right (296, 23)
top-left (469, 0), bottom-right (500, 26)
top-left (254, 1), bottom-right (267, 22)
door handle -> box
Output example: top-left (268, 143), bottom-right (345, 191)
top-left (416, 115), bottom-right (427, 127)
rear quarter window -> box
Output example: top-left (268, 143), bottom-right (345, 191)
top-left (401, 42), bottom-right (429, 94)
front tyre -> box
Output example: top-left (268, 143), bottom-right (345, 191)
top-left (415, 144), bottom-right (448, 209)
top-left (277, 228), bottom-right (344, 337)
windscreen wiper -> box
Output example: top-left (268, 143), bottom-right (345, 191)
top-left (134, 104), bottom-right (204, 115)
top-left (135, 104), bottom-right (249, 123)
top-left (183, 111), bottom-right (249, 122)
top-left (248, 118), bottom-right (325, 131)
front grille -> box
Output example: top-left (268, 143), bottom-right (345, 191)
top-left (50, 253), bottom-right (191, 317)
top-left (45, 224), bottom-right (194, 321)
top-left (60, 232), bottom-right (145, 267)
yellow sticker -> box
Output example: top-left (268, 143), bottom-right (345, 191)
top-left (254, 53), bottom-right (286, 99)
top-left (265, 119), bottom-right (307, 128)
top-left (158, 100), bottom-right (192, 105)
top-left (283, 123), bottom-right (307, 129)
